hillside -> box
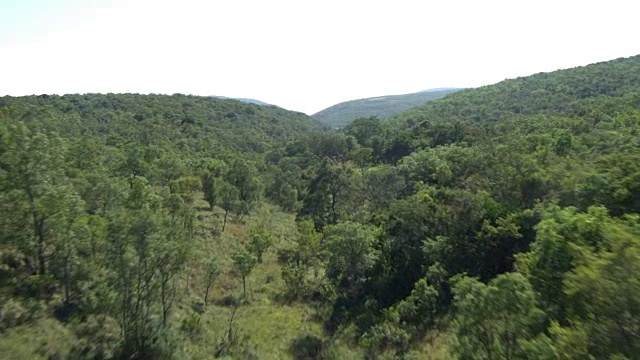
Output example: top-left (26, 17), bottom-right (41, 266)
top-left (311, 88), bottom-right (461, 127)
top-left (208, 95), bottom-right (272, 106)
top-left (327, 54), bottom-right (640, 358)
top-left (0, 93), bottom-right (324, 159)
top-left (388, 55), bottom-right (640, 128)
top-left (2, 55), bottom-right (640, 360)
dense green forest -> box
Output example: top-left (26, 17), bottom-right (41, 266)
top-left (312, 89), bottom-right (460, 128)
top-left (1, 55), bottom-right (640, 360)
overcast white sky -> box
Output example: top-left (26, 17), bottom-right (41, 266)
top-left (1, 0), bottom-right (638, 114)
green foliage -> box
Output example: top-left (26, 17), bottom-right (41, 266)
top-left (201, 173), bottom-right (217, 210)
top-left (322, 222), bottom-right (381, 298)
top-left (233, 250), bottom-right (257, 298)
top-left (559, 213), bottom-right (640, 358)
top-left (299, 157), bottom-right (356, 231)
top-left (0, 298), bottom-right (38, 330)
top-left (248, 228), bottom-right (273, 263)
top-left (67, 315), bottom-right (120, 359)
top-left (3, 55), bottom-right (640, 359)
top-left (204, 257), bottom-right (221, 306)
top-left (452, 273), bottom-right (546, 360)
top-left (217, 180), bottom-right (240, 231)
top-left (281, 220), bottom-right (323, 301)
top-left (180, 312), bottom-right (204, 342)
top-left (169, 175), bottom-right (201, 204)
top-left (344, 116), bottom-right (383, 147)
top-left (517, 205), bottom-right (609, 319)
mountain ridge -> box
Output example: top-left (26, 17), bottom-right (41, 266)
top-left (207, 95), bottom-right (272, 106)
top-left (312, 88), bottom-right (462, 128)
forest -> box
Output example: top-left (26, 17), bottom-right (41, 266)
top-left (1, 54), bottom-right (640, 359)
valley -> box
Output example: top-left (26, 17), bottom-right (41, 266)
top-left (1, 54), bottom-right (640, 359)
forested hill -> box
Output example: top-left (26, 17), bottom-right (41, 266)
top-left (388, 54), bottom-right (640, 129)
top-left (302, 54), bottom-right (640, 358)
top-left (0, 93), bottom-right (324, 157)
top-left (311, 88), bottom-right (460, 128)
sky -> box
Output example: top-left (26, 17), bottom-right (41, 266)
top-left (1, 0), bottom-right (639, 114)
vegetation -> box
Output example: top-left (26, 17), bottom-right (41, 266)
top-left (312, 89), bottom-right (461, 128)
top-left (2, 54), bottom-right (640, 359)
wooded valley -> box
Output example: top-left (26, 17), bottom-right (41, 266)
top-left (1, 55), bottom-right (640, 359)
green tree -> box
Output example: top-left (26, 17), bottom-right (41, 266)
top-left (349, 147), bottom-right (373, 171)
top-left (299, 157), bottom-right (354, 231)
top-left (204, 257), bottom-right (221, 306)
top-left (104, 180), bottom-right (189, 357)
top-left (322, 222), bottom-right (380, 298)
top-left (559, 213), bottom-right (640, 358)
top-left (202, 173), bottom-right (217, 210)
top-left (343, 116), bottom-right (382, 147)
top-left (281, 220), bottom-right (322, 300)
top-left (452, 273), bottom-right (547, 360)
top-left (233, 250), bottom-right (257, 299)
top-left (248, 229), bottom-right (273, 263)
top-left (0, 123), bottom-right (87, 299)
top-left (217, 181), bottom-right (240, 232)
top-left (169, 175), bottom-right (201, 204)
top-left (226, 159), bottom-right (261, 216)
top-left (517, 205), bottom-right (609, 320)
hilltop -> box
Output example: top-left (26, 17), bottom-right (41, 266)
top-left (208, 95), bottom-right (272, 106)
top-left (311, 88), bottom-right (461, 127)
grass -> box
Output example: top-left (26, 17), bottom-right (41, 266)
top-left (0, 317), bottom-right (74, 359)
top-left (172, 199), bottom-right (363, 359)
top-left (0, 198), bottom-right (406, 359)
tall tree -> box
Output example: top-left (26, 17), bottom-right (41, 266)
top-left (233, 250), bottom-right (257, 299)
top-left (202, 173), bottom-right (217, 211)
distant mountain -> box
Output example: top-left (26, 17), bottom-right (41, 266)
top-left (311, 89), bottom-right (462, 128)
top-left (208, 95), bottom-right (272, 106)
top-left (420, 87), bottom-right (461, 93)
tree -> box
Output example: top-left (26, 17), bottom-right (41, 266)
top-left (217, 181), bottom-right (240, 232)
top-left (452, 273), bottom-right (547, 360)
top-left (349, 147), bottom-right (373, 171)
top-left (169, 175), bottom-right (201, 204)
top-left (517, 205), bottom-right (609, 320)
top-left (557, 212), bottom-right (640, 358)
top-left (156, 224), bottom-right (189, 326)
top-left (248, 230), bottom-right (272, 263)
top-left (0, 123), bottom-right (88, 302)
top-left (299, 157), bottom-right (354, 231)
top-left (281, 220), bottom-right (322, 300)
top-left (202, 173), bottom-right (217, 210)
top-left (104, 179), bottom-right (189, 357)
top-left (226, 159), bottom-right (261, 216)
top-left (322, 222), bottom-right (380, 298)
top-left (343, 116), bottom-right (382, 148)
top-left (204, 257), bottom-right (221, 306)
top-left (233, 250), bottom-right (257, 299)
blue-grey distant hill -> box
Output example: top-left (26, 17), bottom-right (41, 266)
top-left (311, 88), bottom-right (463, 128)
top-left (208, 95), bottom-right (271, 106)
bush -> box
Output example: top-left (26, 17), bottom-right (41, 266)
top-left (290, 334), bottom-right (328, 360)
top-left (0, 298), bottom-right (31, 330)
top-left (180, 312), bottom-right (204, 342)
top-left (68, 314), bottom-right (120, 359)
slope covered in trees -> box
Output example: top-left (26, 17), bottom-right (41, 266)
top-left (280, 54), bottom-right (640, 358)
top-left (2, 54), bottom-right (640, 359)
top-left (312, 89), bottom-right (461, 128)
